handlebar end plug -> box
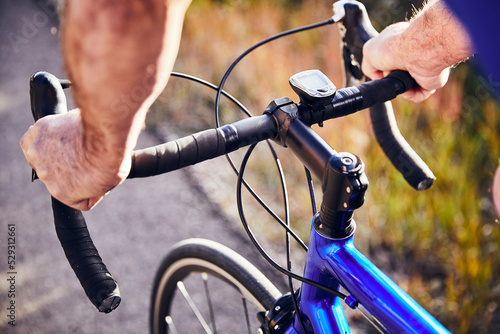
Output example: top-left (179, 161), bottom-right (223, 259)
top-left (92, 276), bottom-right (121, 313)
top-left (98, 293), bottom-right (121, 314)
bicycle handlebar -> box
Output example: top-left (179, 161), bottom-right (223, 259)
top-left (129, 70), bottom-right (419, 182)
top-left (129, 115), bottom-right (277, 178)
top-left (30, 72), bottom-right (121, 313)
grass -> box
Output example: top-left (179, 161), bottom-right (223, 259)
top-left (147, 0), bottom-right (500, 332)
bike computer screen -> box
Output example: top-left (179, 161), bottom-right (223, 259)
top-left (289, 70), bottom-right (336, 104)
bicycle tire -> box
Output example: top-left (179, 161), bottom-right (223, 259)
top-left (150, 238), bottom-right (282, 334)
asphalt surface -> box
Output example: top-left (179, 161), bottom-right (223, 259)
top-left (0, 1), bottom-right (284, 333)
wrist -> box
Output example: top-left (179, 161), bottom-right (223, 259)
top-left (82, 117), bottom-right (133, 179)
top-left (399, 0), bottom-right (473, 76)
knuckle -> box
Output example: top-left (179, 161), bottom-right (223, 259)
top-left (19, 126), bottom-right (35, 150)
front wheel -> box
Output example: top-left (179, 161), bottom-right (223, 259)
top-left (150, 238), bottom-right (282, 334)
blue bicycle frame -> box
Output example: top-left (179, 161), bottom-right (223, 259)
top-left (286, 222), bottom-right (451, 334)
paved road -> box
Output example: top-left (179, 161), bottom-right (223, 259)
top-left (0, 1), bottom-right (285, 333)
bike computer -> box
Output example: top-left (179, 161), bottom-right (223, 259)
top-left (289, 70), bottom-right (336, 105)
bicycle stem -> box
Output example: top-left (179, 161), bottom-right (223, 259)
top-left (267, 97), bottom-right (368, 240)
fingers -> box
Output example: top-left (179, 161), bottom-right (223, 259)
top-left (75, 196), bottom-right (104, 211)
top-left (362, 63), bottom-right (447, 103)
top-left (20, 125), bottom-right (35, 147)
top-left (19, 115), bottom-right (102, 212)
top-left (20, 126), bottom-right (36, 167)
top-left (399, 67), bottom-right (449, 102)
top-left (19, 110), bottom-right (125, 212)
top-left (43, 169), bottom-right (112, 211)
top-left (493, 164), bottom-right (500, 217)
top-left (53, 193), bottom-right (105, 211)
top-left (86, 195), bottom-right (105, 211)
top-left (360, 54), bottom-right (384, 81)
top-left (401, 88), bottom-right (436, 103)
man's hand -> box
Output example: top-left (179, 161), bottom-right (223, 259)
top-left (361, 0), bottom-right (473, 103)
top-left (362, 22), bottom-right (451, 103)
top-left (20, 110), bottom-right (130, 211)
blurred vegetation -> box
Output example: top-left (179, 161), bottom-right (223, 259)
top-left (147, 0), bottom-right (500, 332)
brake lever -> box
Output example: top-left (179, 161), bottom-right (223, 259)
top-left (335, 0), bottom-right (378, 85)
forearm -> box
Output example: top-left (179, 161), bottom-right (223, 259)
top-left (61, 0), bottom-right (191, 170)
top-left (397, 0), bottom-right (474, 75)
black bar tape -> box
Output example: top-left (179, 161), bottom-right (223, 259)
top-left (52, 198), bottom-right (121, 313)
top-left (369, 102), bottom-right (435, 190)
top-left (129, 115), bottom-right (277, 178)
top-left (29, 71), bottom-right (121, 313)
top-left (358, 71), bottom-right (416, 109)
top-left (129, 128), bottom-right (227, 178)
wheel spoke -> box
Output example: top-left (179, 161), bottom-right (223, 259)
top-left (202, 273), bottom-right (217, 333)
top-left (242, 294), bottom-right (251, 334)
top-left (177, 281), bottom-right (213, 333)
top-left (165, 316), bottom-right (178, 334)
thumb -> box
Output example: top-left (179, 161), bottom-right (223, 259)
top-left (66, 195), bottom-right (105, 211)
